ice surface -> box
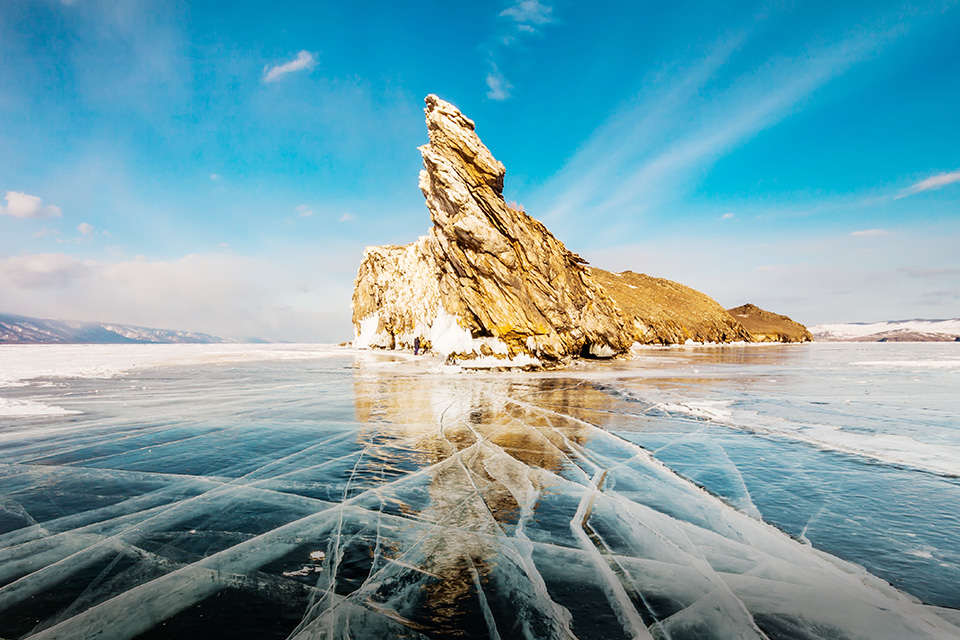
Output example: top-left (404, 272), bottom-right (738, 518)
top-left (0, 345), bottom-right (957, 639)
top-left (0, 343), bottom-right (347, 386)
top-left (649, 397), bottom-right (960, 477)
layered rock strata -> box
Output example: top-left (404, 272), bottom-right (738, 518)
top-left (727, 303), bottom-right (813, 343)
top-left (352, 95), bottom-right (809, 366)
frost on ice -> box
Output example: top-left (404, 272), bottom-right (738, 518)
top-left (0, 354), bottom-right (957, 639)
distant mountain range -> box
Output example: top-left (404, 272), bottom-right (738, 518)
top-left (0, 313), bottom-right (235, 344)
top-left (810, 318), bottom-right (960, 342)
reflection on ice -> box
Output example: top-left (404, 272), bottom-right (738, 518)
top-left (0, 349), bottom-right (957, 639)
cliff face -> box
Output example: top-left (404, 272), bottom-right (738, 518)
top-left (726, 303), bottom-right (813, 343)
top-left (353, 95), bottom-right (632, 365)
top-left (352, 95), bottom-right (809, 366)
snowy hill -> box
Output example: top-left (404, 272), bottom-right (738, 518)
top-left (810, 318), bottom-right (960, 342)
top-left (0, 313), bottom-right (232, 344)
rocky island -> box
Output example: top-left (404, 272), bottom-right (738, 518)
top-left (727, 303), bottom-right (813, 343)
top-left (352, 95), bottom-right (809, 367)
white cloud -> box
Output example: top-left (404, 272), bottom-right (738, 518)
top-left (721, 212), bottom-right (735, 220)
top-left (486, 1), bottom-right (553, 99)
top-left (297, 204), bottom-right (314, 218)
top-left (486, 67), bottom-right (513, 101)
top-left (850, 228), bottom-right (890, 237)
top-left (262, 50), bottom-right (317, 84)
top-left (896, 170), bottom-right (960, 199)
top-left (33, 228), bottom-right (61, 238)
top-left (210, 173), bottom-right (221, 181)
top-left (77, 222), bottom-right (94, 236)
top-left (0, 250), bottom-right (356, 342)
top-left (339, 212), bottom-right (355, 222)
top-left (500, 0), bottom-right (553, 27)
top-left (0, 191), bottom-right (63, 219)
top-left (0, 253), bottom-right (91, 289)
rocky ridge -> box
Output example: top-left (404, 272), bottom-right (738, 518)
top-left (726, 303), bottom-right (813, 343)
top-left (810, 318), bottom-right (960, 342)
top-left (352, 95), bottom-right (809, 367)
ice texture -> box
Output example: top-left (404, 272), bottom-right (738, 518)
top-left (0, 345), bottom-right (957, 639)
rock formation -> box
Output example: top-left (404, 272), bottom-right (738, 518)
top-left (352, 95), bottom-right (809, 366)
top-left (590, 269), bottom-right (752, 345)
top-left (726, 303), bottom-right (813, 343)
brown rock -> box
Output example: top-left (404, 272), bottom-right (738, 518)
top-left (726, 303), bottom-right (812, 343)
top-left (592, 270), bottom-right (753, 345)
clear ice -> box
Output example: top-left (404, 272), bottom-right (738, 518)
top-left (0, 345), bottom-right (958, 639)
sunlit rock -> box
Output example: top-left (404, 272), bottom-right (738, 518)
top-left (352, 95), bottom-right (808, 367)
top-left (591, 269), bottom-right (753, 345)
top-left (727, 303), bottom-right (812, 343)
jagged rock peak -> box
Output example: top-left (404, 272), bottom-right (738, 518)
top-left (421, 94), bottom-right (505, 195)
top-left (353, 95), bottom-right (631, 366)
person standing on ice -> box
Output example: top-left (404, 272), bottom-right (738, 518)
top-left (414, 337), bottom-right (421, 355)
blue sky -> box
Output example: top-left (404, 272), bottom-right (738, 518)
top-left (1, 0), bottom-right (958, 341)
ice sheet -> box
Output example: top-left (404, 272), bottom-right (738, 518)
top-left (0, 347), bottom-right (957, 639)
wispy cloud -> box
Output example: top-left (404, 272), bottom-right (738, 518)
top-left (900, 266), bottom-right (960, 278)
top-left (56, 222), bottom-right (98, 244)
top-left (484, 1), bottom-right (554, 99)
top-left (0, 191), bottom-right (63, 219)
top-left (536, 22), bottom-right (903, 230)
top-left (720, 212), bottom-right (735, 220)
top-left (339, 212), bottom-right (355, 222)
top-left (262, 50), bottom-right (317, 84)
top-left (895, 170), bottom-right (960, 199)
top-left (296, 204), bottom-right (314, 218)
top-left (486, 66), bottom-right (513, 101)
top-left (500, 0), bottom-right (553, 30)
top-left (850, 228), bottom-right (890, 237)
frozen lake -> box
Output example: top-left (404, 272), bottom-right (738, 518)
top-left (1, 343), bottom-right (958, 639)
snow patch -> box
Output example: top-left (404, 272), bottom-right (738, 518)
top-left (354, 313), bottom-right (392, 349)
top-left (427, 310), bottom-right (475, 356)
top-left (588, 343), bottom-right (617, 358)
top-left (653, 400), bottom-right (735, 422)
top-left (0, 397), bottom-right (80, 417)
